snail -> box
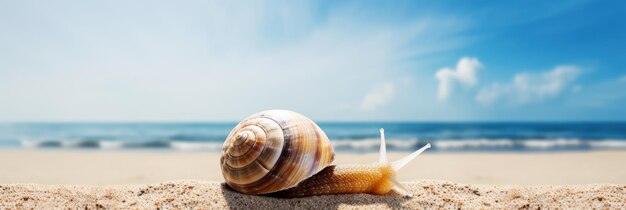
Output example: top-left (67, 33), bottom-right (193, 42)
top-left (220, 110), bottom-right (431, 198)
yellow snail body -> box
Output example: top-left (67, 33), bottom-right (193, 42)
top-left (220, 110), bottom-right (431, 198)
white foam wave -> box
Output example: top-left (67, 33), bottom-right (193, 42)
top-left (17, 138), bottom-right (626, 151)
top-left (434, 139), bottom-right (514, 148)
top-left (98, 140), bottom-right (125, 149)
top-left (21, 139), bottom-right (60, 148)
top-left (521, 139), bottom-right (582, 148)
top-left (589, 140), bottom-right (626, 149)
top-left (170, 141), bottom-right (223, 151)
top-left (331, 138), bottom-right (421, 151)
top-left (21, 139), bottom-right (42, 148)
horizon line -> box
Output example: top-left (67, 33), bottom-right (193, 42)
top-left (2, 120), bottom-right (626, 124)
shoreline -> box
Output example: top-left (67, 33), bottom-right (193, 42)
top-left (2, 180), bottom-right (624, 209)
top-left (8, 137), bottom-right (626, 152)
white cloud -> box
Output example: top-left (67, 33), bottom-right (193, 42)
top-left (360, 83), bottom-right (394, 111)
top-left (476, 65), bottom-right (581, 105)
top-left (435, 57), bottom-right (482, 101)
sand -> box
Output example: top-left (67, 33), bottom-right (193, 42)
top-left (1, 150), bottom-right (625, 185)
top-left (1, 180), bottom-right (624, 209)
top-left (1, 150), bottom-right (625, 208)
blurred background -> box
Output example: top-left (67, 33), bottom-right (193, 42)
top-left (1, 0), bottom-right (626, 153)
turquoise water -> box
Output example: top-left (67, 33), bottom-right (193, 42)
top-left (1, 122), bottom-right (625, 152)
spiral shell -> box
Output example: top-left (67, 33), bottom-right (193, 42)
top-left (220, 110), bottom-right (335, 194)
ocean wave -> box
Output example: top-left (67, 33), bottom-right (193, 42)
top-left (332, 138), bottom-right (424, 152)
top-left (21, 139), bottom-right (62, 148)
top-left (20, 139), bottom-right (225, 151)
top-left (18, 138), bottom-right (626, 152)
top-left (434, 139), bottom-right (515, 149)
top-left (521, 139), bottom-right (583, 148)
top-left (589, 140), bottom-right (626, 149)
top-left (170, 141), bottom-right (223, 151)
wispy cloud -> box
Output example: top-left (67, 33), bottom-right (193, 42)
top-left (435, 57), bottom-right (482, 101)
top-left (476, 65), bottom-right (581, 105)
top-left (0, 1), bottom-right (469, 121)
top-left (360, 83), bottom-right (394, 111)
top-left (620, 75), bottom-right (626, 83)
top-left (566, 74), bottom-right (626, 108)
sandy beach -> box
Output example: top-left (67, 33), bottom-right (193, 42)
top-left (1, 150), bottom-right (625, 209)
top-left (1, 150), bottom-right (625, 185)
top-left (2, 180), bottom-right (625, 209)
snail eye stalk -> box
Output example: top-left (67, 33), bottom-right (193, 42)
top-left (378, 128), bottom-right (388, 163)
top-left (392, 143), bottom-right (431, 171)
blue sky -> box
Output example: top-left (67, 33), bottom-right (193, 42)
top-left (1, 0), bottom-right (625, 122)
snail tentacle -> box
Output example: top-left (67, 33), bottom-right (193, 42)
top-left (391, 143), bottom-right (431, 171)
top-left (378, 128), bottom-right (388, 163)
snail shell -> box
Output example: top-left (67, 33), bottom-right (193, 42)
top-left (220, 110), bottom-right (335, 194)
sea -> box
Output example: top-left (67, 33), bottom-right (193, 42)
top-left (1, 122), bottom-right (625, 152)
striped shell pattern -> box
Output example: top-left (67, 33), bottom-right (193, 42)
top-left (220, 110), bottom-right (335, 194)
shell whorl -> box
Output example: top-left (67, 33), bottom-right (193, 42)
top-left (221, 110), bottom-right (335, 194)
